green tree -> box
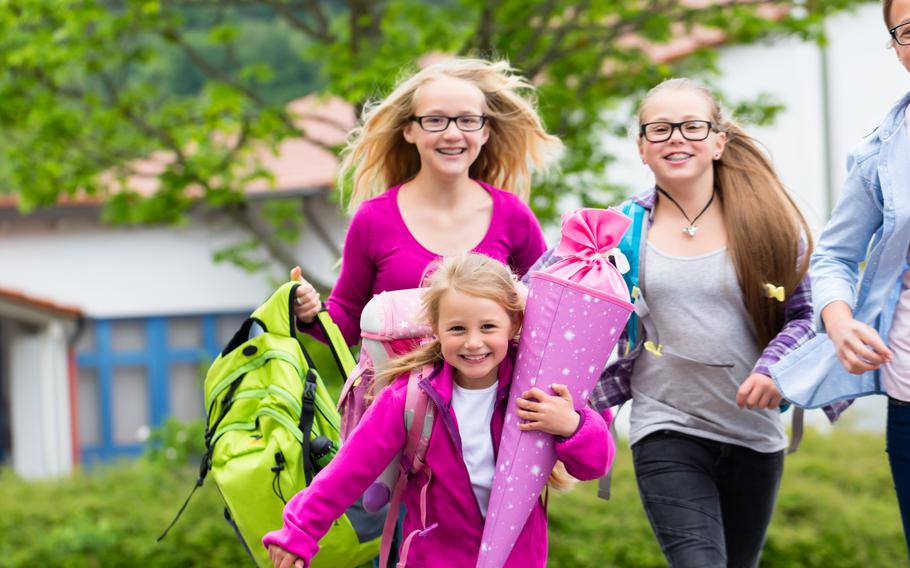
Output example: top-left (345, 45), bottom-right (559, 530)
top-left (0, 0), bottom-right (872, 273)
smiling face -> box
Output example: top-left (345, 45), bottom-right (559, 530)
top-left (891, 0), bottom-right (910, 73)
top-left (638, 88), bottom-right (727, 191)
top-left (403, 76), bottom-right (490, 181)
top-left (437, 289), bottom-right (514, 389)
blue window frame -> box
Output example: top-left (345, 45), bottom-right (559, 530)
top-left (76, 313), bottom-right (246, 464)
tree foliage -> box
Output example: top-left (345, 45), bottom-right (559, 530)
top-left (0, 0), bottom-right (872, 264)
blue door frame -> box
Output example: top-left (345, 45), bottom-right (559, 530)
top-left (76, 314), bottom-right (242, 465)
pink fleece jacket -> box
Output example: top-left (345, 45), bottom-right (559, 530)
top-left (262, 355), bottom-right (615, 568)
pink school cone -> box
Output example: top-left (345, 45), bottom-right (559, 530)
top-left (477, 208), bottom-right (634, 568)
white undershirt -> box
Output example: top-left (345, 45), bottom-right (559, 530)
top-left (880, 106), bottom-right (910, 401)
top-left (451, 381), bottom-right (498, 517)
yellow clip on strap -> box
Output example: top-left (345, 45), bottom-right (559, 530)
top-left (764, 283), bottom-right (785, 302)
top-left (643, 341), bottom-right (663, 357)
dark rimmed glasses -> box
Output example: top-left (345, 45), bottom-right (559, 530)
top-left (639, 120), bottom-right (715, 143)
top-left (891, 21), bottom-right (910, 46)
top-left (411, 115), bottom-right (487, 132)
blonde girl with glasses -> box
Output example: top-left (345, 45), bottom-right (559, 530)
top-left (775, 0), bottom-right (910, 557)
top-left (290, 58), bottom-right (562, 346)
top-left (530, 77), bottom-right (815, 567)
top-left (264, 254), bottom-right (612, 568)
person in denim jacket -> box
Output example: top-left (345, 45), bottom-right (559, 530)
top-left (771, 0), bottom-right (910, 554)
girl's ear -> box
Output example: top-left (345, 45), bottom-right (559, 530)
top-left (713, 130), bottom-right (728, 159)
top-left (637, 137), bottom-right (648, 166)
top-left (403, 121), bottom-right (417, 145)
top-left (480, 123), bottom-right (490, 146)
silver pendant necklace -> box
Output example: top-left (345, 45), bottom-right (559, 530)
top-left (655, 186), bottom-right (715, 238)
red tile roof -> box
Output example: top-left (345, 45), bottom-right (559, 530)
top-left (0, 286), bottom-right (83, 318)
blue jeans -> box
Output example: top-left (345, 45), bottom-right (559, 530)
top-left (887, 397), bottom-right (910, 559)
top-left (632, 430), bottom-right (784, 568)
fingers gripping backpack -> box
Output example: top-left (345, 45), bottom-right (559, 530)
top-left (159, 282), bottom-right (384, 567)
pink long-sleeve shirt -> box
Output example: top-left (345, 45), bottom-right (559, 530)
top-left (316, 182), bottom-right (547, 345)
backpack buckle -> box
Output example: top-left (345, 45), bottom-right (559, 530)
top-left (302, 381), bottom-right (317, 413)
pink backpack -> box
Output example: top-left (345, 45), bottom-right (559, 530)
top-left (337, 288), bottom-right (429, 441)
top-left (335, 289), bottom-right (437, 568)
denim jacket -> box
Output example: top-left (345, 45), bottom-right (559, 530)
top-left (770, 91), bottom-right (910, 419)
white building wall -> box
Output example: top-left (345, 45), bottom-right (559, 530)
top-left (0, 197), bottom-right (346, 319)
top-left (8, 320), bottom-right (73, 479)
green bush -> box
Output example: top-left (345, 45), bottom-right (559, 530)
top-left (0, 428), bottom-right (905, 566)
top-left (547, 428), bottom-right (907, 567)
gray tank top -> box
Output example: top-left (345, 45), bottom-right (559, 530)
top-left (629, 243), bottom-right (787, 452)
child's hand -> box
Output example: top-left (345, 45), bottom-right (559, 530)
top-left (736, 373), bottom-right (782, 410)
top-left (290, 266), bottom-right (321, 325)
top-left (516, 384), bottom-right (581, 437)
top-left (268, 544), bottom-right (304, 568)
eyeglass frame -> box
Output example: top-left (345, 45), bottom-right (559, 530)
top-left (410, 115), bottom-right (488, 132)
top-left (639, 120), bottom-right (717, 143)
top-left (890, 21), bottom-right (910, 46)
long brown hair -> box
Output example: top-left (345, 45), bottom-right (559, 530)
top-left (885, 0), bottom-right (895, 27)
top-left (337, 58), bottom-right (563, 212)
top-left (373, 253), bottom-right (576, 490)
top-left (639, 78), bottom-right (813, 346)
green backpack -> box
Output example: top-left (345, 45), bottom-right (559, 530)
top-left (160, 282), bottom-right (384, 567)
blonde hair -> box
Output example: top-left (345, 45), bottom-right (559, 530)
top-left (337, 58), bottom-right (563, 211)
top-left (374, 253), bottom-right (576, 490)
top-left (639, 78), bottom-right (813, 347)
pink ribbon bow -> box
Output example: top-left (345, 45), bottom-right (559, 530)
top-left (543, 208), bottom-right (632, 295)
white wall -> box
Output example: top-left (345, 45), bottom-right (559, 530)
top-left (8, 320), bottom-right (73, 478)
top-left (0, 196), bottom-right (346, 319)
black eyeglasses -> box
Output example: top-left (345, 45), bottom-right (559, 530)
top-left (891, 21), bottom-right (910, 46)
top-left (411, 115), bottom-right (487, 132)
top-left (639, 120), bottom-right (715, 142)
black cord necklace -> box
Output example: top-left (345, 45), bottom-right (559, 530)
top-left (655, 186), bottom-right (715, 238)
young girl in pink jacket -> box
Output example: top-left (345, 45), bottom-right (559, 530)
top-left (264, 253), bottom-right (614, 568)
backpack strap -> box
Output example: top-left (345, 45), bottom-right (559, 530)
top-left (299, 368), bottom-right (319, 485)
top-left (379, 365), bottom-right (437, 568)
top-left (312, 309), bottom-right (357, 378)
top-left (620, 201), bottom-right (646, 350)
top-left (787, 407), bottom-right (804, 454)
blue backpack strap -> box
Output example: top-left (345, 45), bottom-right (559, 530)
top-left (620, 201), bottom-right (645, 349)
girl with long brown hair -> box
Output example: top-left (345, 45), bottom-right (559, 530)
top-left (531, 77), bottom-right (814, 567)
